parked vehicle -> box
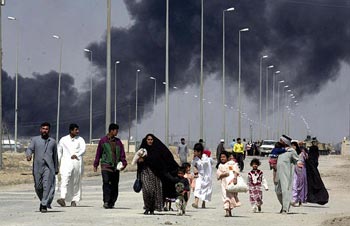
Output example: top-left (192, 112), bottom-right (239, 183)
top-left (259, 140), bottom-right (277, 156)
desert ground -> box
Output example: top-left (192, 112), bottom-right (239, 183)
top-left (0, 146), bottom-right (350, 226)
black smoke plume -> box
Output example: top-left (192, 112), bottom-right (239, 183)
top-left (3, 0), bottom-right (350, 140)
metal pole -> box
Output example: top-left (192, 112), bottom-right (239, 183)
top-left (114, 61), bottom-right (120, 123)
top-left (222, 10), bottom-right (225, 141)
top-left (84, 49), bottom-right (93, 143)
top-left (89, 52), bottom-right (93, 143)
top-left (106, 0), bottom-right (111, 132)
top-left (135, 69), bottom-right (140, 148)
top-left (222, 8), bottom-right (234, 141)
top-left (52, 35), bottom-right (63, 141)
top-left (199, 0), bottom-right (204, 140)
top-left (238, 28), bottom-right (249, 139)
top-left (89, 51), bottom-right (93, 143)
top-left (265, 67), bottom-right (269, 139)
top-left (259, 55), bottom-right (267, 141)
top-left (8, 16), bottom-right (19, 152)
top-left (238, 30), bottom-right (241, 139)
top-left (165, 0), bottom-right (169, 146)
top-left (277, 81), bottom-right (281, 138)
top-left (0, 3), bottom-right (3, 169)
top-left (150, 76), bottom-right (157, 133)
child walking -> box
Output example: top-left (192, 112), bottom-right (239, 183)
top-left (217, 151), bottom-right (239, 217)
top-left (175, 167), bottom-right (190, 216)
top-left (248, 158), bottom-right (268, 213)
top-left (191, 142), bottom-right (213, 209)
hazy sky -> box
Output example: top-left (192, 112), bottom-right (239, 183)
top-left (2, 0), bottom-right (350, 149)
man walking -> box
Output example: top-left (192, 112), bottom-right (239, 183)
top-left (233, 138), bottom-right (245, 172)
top-left (57, 123), bottom-right (86, 207)
top-left (26, 122), bottom-right (58, 213)
top-left (177, 138), bottom-right (188, 165)
top-left (93, 123), bottom-right (127, 209)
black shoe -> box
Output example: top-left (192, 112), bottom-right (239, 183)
top-left (71, 201), bottom-right (77, 207)
top-left (150, 210), bottom-right (155, 215)
top-left (103, 202), bottom-right (110, 209)
top-left (41, 205), bottom-right (47, 213)
top-left (39, 204), bottom-right (43, 212)
top-left (144, 210), bottom-right (149, 215)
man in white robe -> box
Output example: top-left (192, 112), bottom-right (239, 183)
top-left (191, 143), bottom-right (213, 208)
top-left (275, 135), bottom-right (301, 214)
top-left (57, 123), bottom-right (86, 207)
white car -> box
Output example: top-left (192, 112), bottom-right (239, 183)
top-left (259, 140), bottom-right (277, 156)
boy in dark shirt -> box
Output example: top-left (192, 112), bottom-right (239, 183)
top-left (175, 167), bottom-right (190, 216)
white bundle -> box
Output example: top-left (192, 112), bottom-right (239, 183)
top-left (131, 148), bottom-right (148, 165)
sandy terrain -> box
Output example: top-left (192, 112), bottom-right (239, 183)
top-left (0, 148), bottom-right (349, 226)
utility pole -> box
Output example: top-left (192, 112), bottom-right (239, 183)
top-left (0, 0), bottom-right (5, 169)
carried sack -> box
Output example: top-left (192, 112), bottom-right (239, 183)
top-left (133, 171), bottom-right (142, 193)
top-left (226, 175), bottom-right (248, 193)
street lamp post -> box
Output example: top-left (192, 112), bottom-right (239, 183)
top-left (265, 65), bottom-right (274, 139)
top-left (150, 76), bottom-right (157, 133)
top-left (7, 16), bottom-right (19, 152)
top-left (238, 27), bottom-right (249, 139)
top-left (222, 7), bottom-right (234, 141)
top-left (52, 34), bottom-right (63, 141)
top-left (84, 48), bottom-right (93, 143)
top-left (277, 80), bottom-right (285, 138)
top-left (259, 55), bottom-right (268, 141)
top-left (114, 60), bottom-right (120, 123)
top-left (165, 0), bottom-right (169, 146)
top-left (0, 3), bottom-right (4, 168)
top-left (199, 0), bottom-right (204, 140)
top-left (272, 70), bottom-right (280, 139)
top-left (135, 69), bottom-right (140, 148)
top-left (106, 0), bottom-right (112, 132)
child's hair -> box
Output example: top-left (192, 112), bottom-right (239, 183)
top-left (220, 151), bottom-right (229, 159)
top-left (193, 142), bottom-right (204, 152)
top-left (178, 166), bottom-right (186, 175)
top-left (250, 158), bottom-right (261, 166)
top-left (182, 162), bottom-right (191, 169)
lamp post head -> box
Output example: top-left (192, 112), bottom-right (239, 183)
top-left (262, 55), bottom-right (268, 58)
top-left (184, 91), bottom-right (189, 94)
top-left (137, 69), bottom-right (140, 72)
top-left (275, 70), bottom-right (281, 74)
top-left (284, 85), bottom-right (289, 88)
top-left (287, 89), bottom-right (292, 92)
top-left (173, 86), bottom-right (178, 89)
top-left (52, 35), bottom-right (60, 39)
top-left (116, 60), bottom-right (120, 64)
top-left (279, 80), bottom-right (285, 83)
top-left (7, 16), bottom-right (16, 20)
top-left (240, 28), bottom-right (249, 32)
top-left (267, 65), bottom-right (274, 69)
top-left (225, 7), bottom-right (235, 12)
top-left (84, 48), bottom-right (91, 53)
top-left (162, 82), bottom-right (166, 85)
top-left (150, 76), bottom-right (156, 80)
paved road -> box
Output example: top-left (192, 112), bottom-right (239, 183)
top-left (0, 156), bottom-right (347, 226)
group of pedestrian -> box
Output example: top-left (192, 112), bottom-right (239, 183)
top-left (25, 122), bottom-right (328, 217)
top-left (271, 135), bottom-right (328, 214)
top-left (26, 122), bottom-right (127, 212)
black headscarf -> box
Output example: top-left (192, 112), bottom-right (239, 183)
top-left (139, 134), bottom-right (178, 176)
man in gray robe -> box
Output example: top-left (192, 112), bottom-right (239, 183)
top-left (177, 138), bottom-right (188, 165)
top-left (275, 134), bottom-right (301, 214)
top-left (26, 122), bottom-right (58, 213)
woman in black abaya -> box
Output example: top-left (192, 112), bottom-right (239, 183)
top-left (136, 134), bottom-right (179, 214)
